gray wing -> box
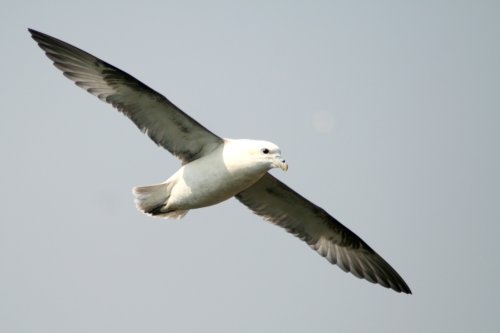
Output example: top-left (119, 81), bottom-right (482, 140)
top-left (29, 29), bottom-right (223, 163)
top-left (236, 174), bottom-right (411, 294)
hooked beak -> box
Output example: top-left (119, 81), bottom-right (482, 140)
top-left (275, 157), bottom-right (288, 171)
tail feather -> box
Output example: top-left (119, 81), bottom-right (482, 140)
top-left (133, 182), bottom-right (188, 219)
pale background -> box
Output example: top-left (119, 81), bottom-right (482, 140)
top-left (1, 1), bottom-right (499, 332)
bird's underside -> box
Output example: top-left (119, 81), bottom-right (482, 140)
top-left (29, 28), bottom-right (411, 294)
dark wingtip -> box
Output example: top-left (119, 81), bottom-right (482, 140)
top-left (28, 28), bottom-right (40, 37)
top-left (28, 28), bottom-right (59, 45)
top-left (401, 284), bottom-right (412, 295)
top-left (28, 28), bottom-right (46, 44)
top-left (391, 276), bottom-right (412, 294)
top-left (390, 273), bottom-right (412, 294)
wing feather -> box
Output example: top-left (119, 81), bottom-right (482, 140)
top-left (236, 173), bottom-right (411, 294)
top-left (29, 29), bottom-right (223, 163)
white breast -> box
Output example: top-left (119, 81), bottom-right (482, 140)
top-left (165, 142), bottom-right (269, 210)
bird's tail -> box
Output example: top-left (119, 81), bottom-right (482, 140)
top-left (132, 182), bottom-right (188, 219)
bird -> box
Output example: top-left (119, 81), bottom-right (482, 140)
top-left (29, 28), bottom-right (411, 294)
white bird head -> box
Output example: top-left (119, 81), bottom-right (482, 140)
top-left (223, 139), bottom-right (288, 173)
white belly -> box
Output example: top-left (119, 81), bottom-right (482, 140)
top-left (165, 150), bottom-right (267, 210)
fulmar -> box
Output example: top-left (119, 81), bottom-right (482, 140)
top-left (29, 29), bottom-right (411, 294)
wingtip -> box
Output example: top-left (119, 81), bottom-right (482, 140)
top-left (401, 284), bottom-right (412, 295)
top-left (390, 276), bottom-right (412, 294)
top-left (28, 28), bottom-right (44, 42)
top-left (28, 28), bottom-right (53, 42)
top-left (388, 272), bottom-right (412, 295)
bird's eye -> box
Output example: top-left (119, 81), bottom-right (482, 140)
top-left (262, 148), bottom-right (269, 154)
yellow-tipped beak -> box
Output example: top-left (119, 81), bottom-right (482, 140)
top-left (280, 160), bottom-right (288, 171)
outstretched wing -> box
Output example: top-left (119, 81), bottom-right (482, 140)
top-left (29, 29), bottom-right (223, 163)
top-left (236, 173), bottom-right (411, 294)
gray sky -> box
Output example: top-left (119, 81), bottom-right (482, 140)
top-left (1, 1), bottom-right (499, 332)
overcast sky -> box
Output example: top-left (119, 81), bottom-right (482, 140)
top-left (1, 1), bottom-right (499, 332)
